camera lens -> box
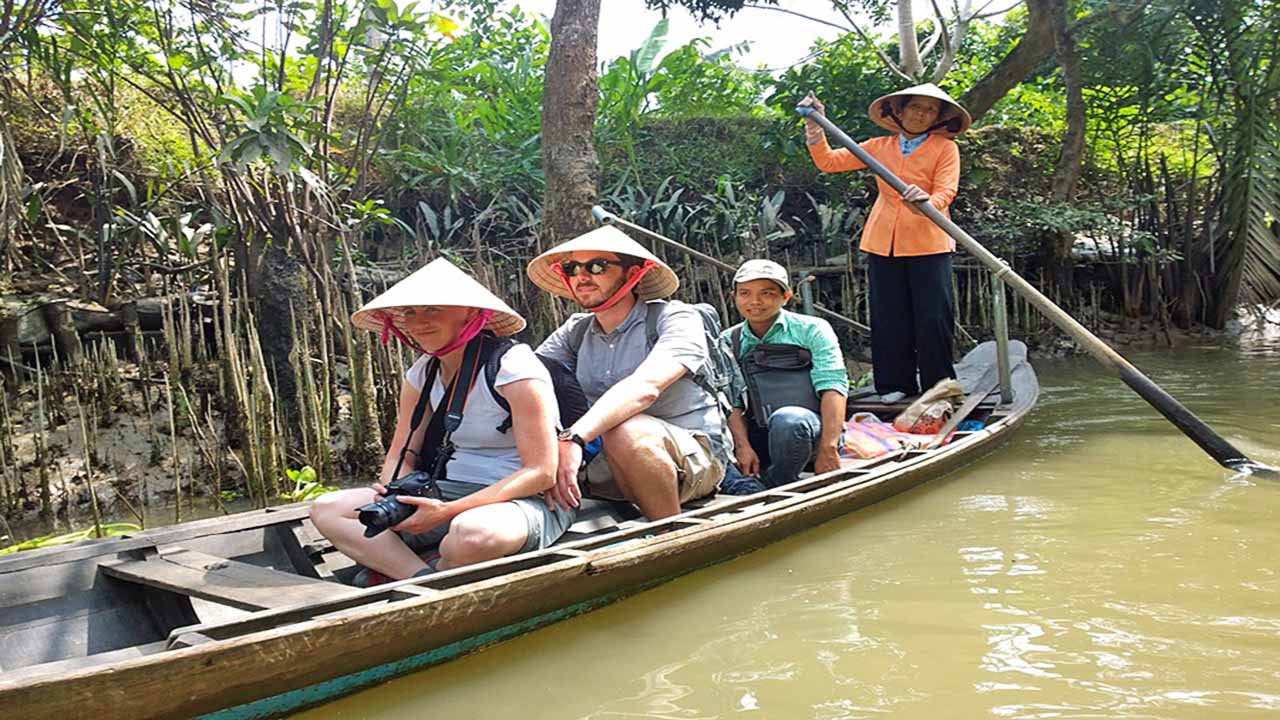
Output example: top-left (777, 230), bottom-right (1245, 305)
top-left (357, 497), bottom-right (416, 538)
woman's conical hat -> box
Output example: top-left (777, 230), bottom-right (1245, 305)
top-left (867, 83), bottom-right (972, 136)
top-left (527, 225), bottom-right (680, 301)
top-left (351, 257), bottom-right (526, 337)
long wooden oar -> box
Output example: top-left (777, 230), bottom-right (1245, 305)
top-left (798, 106), bottom-right (1276, 477)
top-left (591, 205), bottom-right (872, 335)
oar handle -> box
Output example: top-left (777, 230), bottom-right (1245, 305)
top-left (798, 106), bottom-right (1274, 476)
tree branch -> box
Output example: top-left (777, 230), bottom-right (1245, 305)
top-left (835, 7), bottom-right (913, 81)
top-left (742, 4), bottom-right (911, 81)
top-left (743, 3), bottom-right (850, 34)
top-left (922, 0), bottom-right (952, 60)
top-left (972, 0), bottom-right (1024, 19)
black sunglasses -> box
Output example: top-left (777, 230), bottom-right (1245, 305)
top-left (559, 258), bottom-right (624, 277)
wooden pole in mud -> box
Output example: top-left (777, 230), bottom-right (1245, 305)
top-left (798, 106), bottom-right (1275, 477)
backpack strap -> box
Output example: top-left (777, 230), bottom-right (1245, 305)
top-left (423, 333), bottom-right (487, 481)
top-left (643, 299), bottom-right (666, 350)
top-left (484, 338), bottom-right (519, 433)
top-left (565, 314), bottom-right (594, 359)
top-left (731, 323), bottom-right (746, 414)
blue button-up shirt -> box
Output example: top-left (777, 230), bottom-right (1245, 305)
top-left (899, 132), bottom-right (929, 156)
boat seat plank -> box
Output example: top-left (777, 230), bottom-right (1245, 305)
top-left (101, 549), bottom-right (358, 611)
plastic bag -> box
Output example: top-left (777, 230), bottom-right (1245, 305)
top-left (893, 378), bottom-right (963, 433)
top-left (895, 400), bottom-right (951, 434)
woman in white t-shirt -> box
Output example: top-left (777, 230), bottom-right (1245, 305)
top-left (311, 258), bottom-right (571, 584)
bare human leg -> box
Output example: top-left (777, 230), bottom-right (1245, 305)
top-left (601, 415), bottom-right (682, 519)
top-left (309, 487), bottom-right (429, 579)
top-left (436, 503), bottom-right (531, 570)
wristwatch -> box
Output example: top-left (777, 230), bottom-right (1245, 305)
top-left (556, 428), bottom-right (588, 450)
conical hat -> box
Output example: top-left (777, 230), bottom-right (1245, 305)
top-left (868, 83), bottom-right (971, 136)
top-left (527, 225), bottom-right (680, 301)
top-left (351, 257), bottom-right (525, 337)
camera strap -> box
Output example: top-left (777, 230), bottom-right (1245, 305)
top-left (391, 333), bottom-right (488, 483)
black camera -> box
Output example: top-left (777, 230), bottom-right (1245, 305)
top-left (357, 471), bottom-right (443, 538)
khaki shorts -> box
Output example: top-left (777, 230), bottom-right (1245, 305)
top-left (585, 415), bottom-right (724, 503)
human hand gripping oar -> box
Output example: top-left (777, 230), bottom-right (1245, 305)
top-left (797, 103), bottom-right (1277, 478)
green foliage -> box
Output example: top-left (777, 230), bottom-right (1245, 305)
top-left (647, 40), bottom-right (774, 119)
top-left (6, 0), bottom-right (1277, 344)
top-left (381, 7), bottom-right (549, 201)
top-left (768, 34), bottom-right (901, 142)
top-left (279, 466), bottom-right (337, 502)
top-left (219, 88), bottom-right (317, 173)
top-left (641, 0), bottom-right (777, 23)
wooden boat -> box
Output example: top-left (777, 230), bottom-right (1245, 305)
top-left (0, 341), bottom-right (1037, 720)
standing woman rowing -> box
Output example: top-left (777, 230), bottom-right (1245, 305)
top-left (799, 84), bottom-right (971, 402)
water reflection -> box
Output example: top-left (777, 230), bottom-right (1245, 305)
top-left (301, 347), bottom-right (1280, 720)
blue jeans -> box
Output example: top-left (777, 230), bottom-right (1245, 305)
top-left (759, 406), bottom-right (822, 488)
top-left (722, 406), bottom-right (822, 495)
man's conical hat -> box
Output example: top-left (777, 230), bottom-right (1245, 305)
top-left (868, 83), bottom-right (972, 136)
top-left (351, 257), bottom-right (525, 337)
top-left (527, 225), bottom-right (679, 301)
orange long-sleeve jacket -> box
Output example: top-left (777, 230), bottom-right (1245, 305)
top-left (808, 134), bottom-right (960, 257)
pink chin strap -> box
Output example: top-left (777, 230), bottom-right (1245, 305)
top-left (552, 259), bottom-right (656, 313)
top-left (376, 308), bottom-right (495, 356)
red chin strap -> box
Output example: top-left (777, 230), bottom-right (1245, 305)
top-left (426, 309), bottom-right (494, 357)
top-left (375, 309), bottom-right (495, 356)
top-left (377, 311), bottom-right (424, 354)
top-left (552, 260), bottom-right (657, 313)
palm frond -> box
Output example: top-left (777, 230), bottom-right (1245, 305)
top-left (1207, 11), bottom-right (1280, 326)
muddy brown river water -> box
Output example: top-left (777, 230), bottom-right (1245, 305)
top-left (298, 342), bottom-right (1280, 719)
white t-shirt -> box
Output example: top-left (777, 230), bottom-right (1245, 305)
top-left (404, 343), bottom-right (558, 486)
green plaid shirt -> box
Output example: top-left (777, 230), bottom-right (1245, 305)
top-left (718, 309), bottom-right (848, 410)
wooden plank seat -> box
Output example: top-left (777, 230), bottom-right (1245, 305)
top-left (102, 549), bottom-right (360, 611)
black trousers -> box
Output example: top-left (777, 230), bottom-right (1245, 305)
top-left (867, 251), bottom-right (956, 395)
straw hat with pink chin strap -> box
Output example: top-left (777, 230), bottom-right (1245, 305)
top-left (351, 257), bottom-right (526, 352)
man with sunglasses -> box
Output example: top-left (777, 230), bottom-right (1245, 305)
top-left (527, 226), bottom-right (729, 520)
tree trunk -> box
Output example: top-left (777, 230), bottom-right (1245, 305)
top-left (539, 0), bottom-right (601, 335)
top-left (0, 113), bottom-right (22, 273)
top-left (897, 0), bottom-right (923, 79)
top-left (41, 302), bottom-right (83, 365)
top-left (961, 0), bottom-right (1055, 122)
top-left (1045, 0), bottom-right (1086, 297)
top-left (255, 244), bottom-right (308, 443)
top-left (542, 0), bottom-right (600, 235)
